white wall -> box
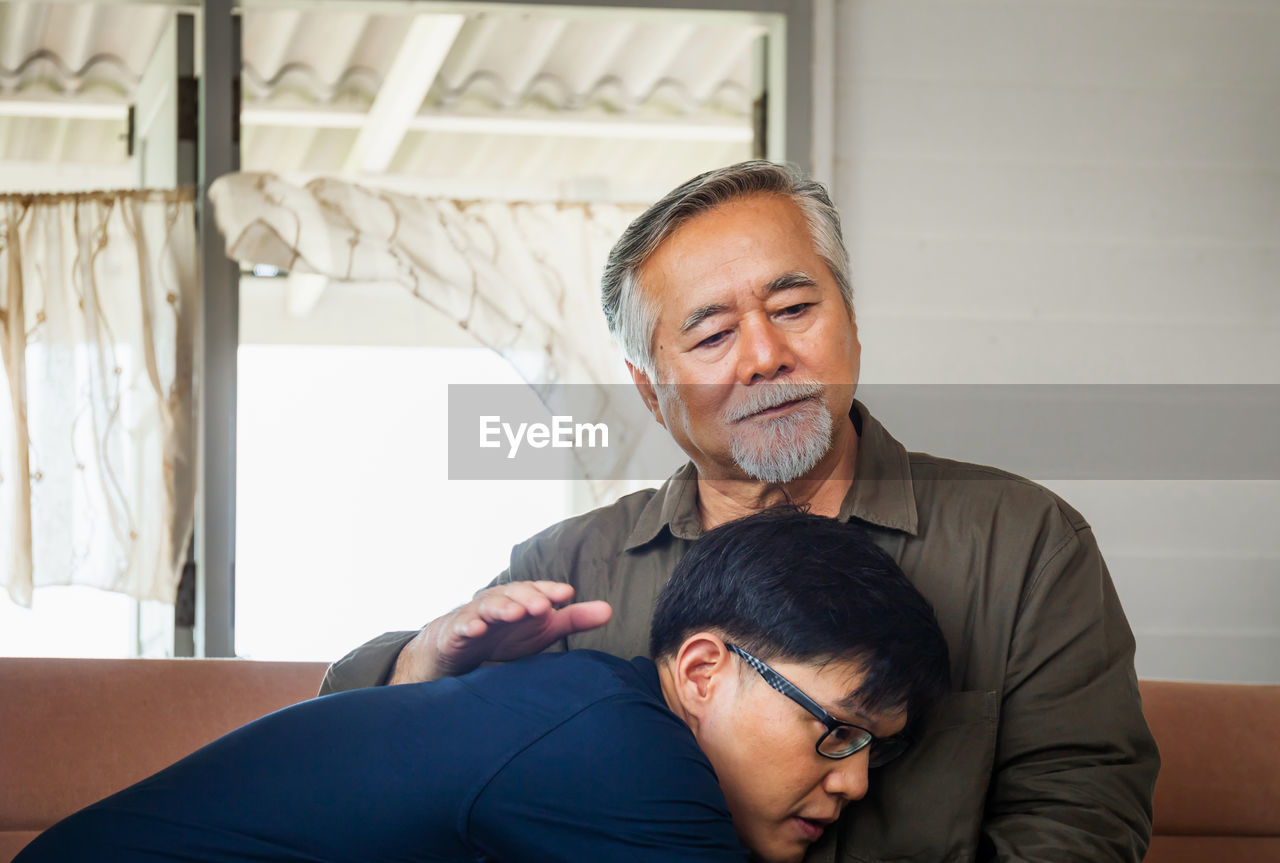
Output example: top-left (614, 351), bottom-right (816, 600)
top-left (830, 0), bottom-right (1280, 682)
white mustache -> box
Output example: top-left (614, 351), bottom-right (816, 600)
top-left (723, 381), bottom-right (826, 423)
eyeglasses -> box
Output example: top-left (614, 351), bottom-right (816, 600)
top-left (726, 644), bottom-right (911, 766)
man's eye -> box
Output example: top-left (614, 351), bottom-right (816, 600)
top-left (696, 330), bottom-right (730, 349)
top-left (777, 303), bottom-right (812, 318)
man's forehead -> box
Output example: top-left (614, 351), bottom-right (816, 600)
top-left (642, 202), bottom-right (827, 304)
top-left (648, 194), bottom-right (816, 266)
top-left (811, 659), bottom-right (907, 724)
top-left (832, 691), bottom-right (905, 724)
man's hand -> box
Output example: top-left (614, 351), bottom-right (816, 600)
top-left (388, 582), bottom-right (613, 685)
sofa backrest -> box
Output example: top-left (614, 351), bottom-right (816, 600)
top-left (0, 657), bottom-right (327, 862)
top-left (1141, 679), bottom-right (1280, 863)
top-left (3, 662), bottom-right (1277, 863)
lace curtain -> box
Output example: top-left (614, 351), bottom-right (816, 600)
top-left (0, 189), bottom-right (198, 607)
top-left (209, 173), bottom-right (662, 501)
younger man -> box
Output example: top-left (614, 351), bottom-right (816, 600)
top-left (17, 509), bottom-right (949, 863)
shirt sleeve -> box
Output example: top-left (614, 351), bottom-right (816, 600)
top-left (317, 493), bottom-right (648, 696)
top-left (468, 696), bottom-right (751, 863)
top-left (319, 557), bottom-right (531, 695)
top-left (319, 629), bottom-right (419, 694)
top-left (982, 521), bottom-right (1159, 862)
top-left (319, 571), bottom-right (515, 695)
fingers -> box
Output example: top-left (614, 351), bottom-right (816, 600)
top-left (397, 582), bottom-right (589, 683)
top-left (506, 599), bottom-right (612, 647)
top-left (429, 582), bottom-right (609, 674)
top-left (474, 581), bottom-right (575, 624)
top-left (447, 581), bottom-right (578, 639)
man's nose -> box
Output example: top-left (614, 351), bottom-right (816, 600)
top-left (822, 748), bottom-right (870, 802)
top-left (735, 315), bottom-right (796, 384)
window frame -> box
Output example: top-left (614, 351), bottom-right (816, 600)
top-left (194, 0), bottom-right (823, 657)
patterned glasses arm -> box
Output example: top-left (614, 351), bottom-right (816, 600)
top-left (726, 644), bottom-right (833, 726)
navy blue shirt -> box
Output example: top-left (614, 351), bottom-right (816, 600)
top-left (18, 651), bottom-right (749, 863)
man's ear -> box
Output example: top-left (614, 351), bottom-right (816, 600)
top-left (669, 633), bottom-right (735, 726)
top-left (626, 360), bottom-right (666, 428)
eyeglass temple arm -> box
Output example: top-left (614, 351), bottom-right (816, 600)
top-left (726, 644), bottom-right (832, 726)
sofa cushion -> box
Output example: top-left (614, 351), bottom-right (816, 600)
top-left (1141, 679), bottom-right (1280, 837)
top-left (0, 833), bottom-right (38, 863)
top-left (0, 657), bottom-right (326, 840)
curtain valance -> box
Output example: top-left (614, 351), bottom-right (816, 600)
top-left (209, 174), bottom-right (666, 500)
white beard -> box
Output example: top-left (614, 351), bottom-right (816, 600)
top-left (725, 383), bottom-right (835, 484)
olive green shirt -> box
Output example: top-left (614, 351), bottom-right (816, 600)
top-left (322, 402), bottom-right (1158, 863)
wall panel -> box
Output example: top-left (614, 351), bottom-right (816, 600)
top-left (832, 0), bottom-right (1280, 681)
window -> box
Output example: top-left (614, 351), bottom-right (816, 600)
top-left (2, 0), bottom-right (793, 659)
top-left (234, 339), bottom-right (575, 661)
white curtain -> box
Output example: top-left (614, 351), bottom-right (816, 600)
top-left (0, 189), bottom-right (198, 607)
top-left (209, 173), bottom-right (664, 500)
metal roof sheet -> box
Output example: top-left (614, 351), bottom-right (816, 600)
top-left (1, 3), bottom-right (760, 201)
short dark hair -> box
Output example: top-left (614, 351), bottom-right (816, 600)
top-left (650, 507), bottom-right (950, 727)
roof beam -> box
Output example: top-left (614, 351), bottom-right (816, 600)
top-left (409, 111), bottom-right (752, 143)
top-left (3, 96), bottom-right (752, 145)
top-left (341, 12), bottom-right (464, 175)
top-left (0, 97), bottom-right (128, 121)
top-left (242, 104), bottom-right (751, 143)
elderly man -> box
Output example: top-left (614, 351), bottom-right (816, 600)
top-left (324, 161), bottom-right (1159, 862)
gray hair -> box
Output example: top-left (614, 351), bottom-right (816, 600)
top-left (601, 160), bottom-right (853, 377)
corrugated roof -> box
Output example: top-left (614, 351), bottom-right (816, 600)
top-left (1, 3), bottom-right (760, 201)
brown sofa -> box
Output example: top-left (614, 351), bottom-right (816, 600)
top-left (1, 658), bottom-right (1276, 861)
top-left (0, 658), bottom-right (327, 861)
top-left (1141, 680), bottom-right (1280, 863)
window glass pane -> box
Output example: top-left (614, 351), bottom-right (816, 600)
top-left (0, 587), bottom-right (171, 658)
top-left (234, 343), bottom-right (572, 661)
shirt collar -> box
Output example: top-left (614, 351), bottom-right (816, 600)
top-left (623, 400), bottom-right (919, 551)
top-left (838, 401), bottom-right (919, 535)
top-left (625, 462), bottom-right (701, 550)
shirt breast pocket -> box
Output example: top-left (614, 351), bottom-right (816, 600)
top-left (826, 689), bottom-right (1000, 863)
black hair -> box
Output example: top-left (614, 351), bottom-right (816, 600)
top-left (649, 507), bottom-right (950, 728)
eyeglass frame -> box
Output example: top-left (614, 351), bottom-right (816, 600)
top-left (725, 643), bottom-right (911, 766)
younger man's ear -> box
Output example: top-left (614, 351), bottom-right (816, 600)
top-left (670, 633), bottom-right (735, 723)
top-left (626, 361), bottom-right (665, 428)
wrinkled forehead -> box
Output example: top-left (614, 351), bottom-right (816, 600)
top-left (645, 195), bottom-right (820, 275)
top-left (650, 231), bottom-right (827, 340)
